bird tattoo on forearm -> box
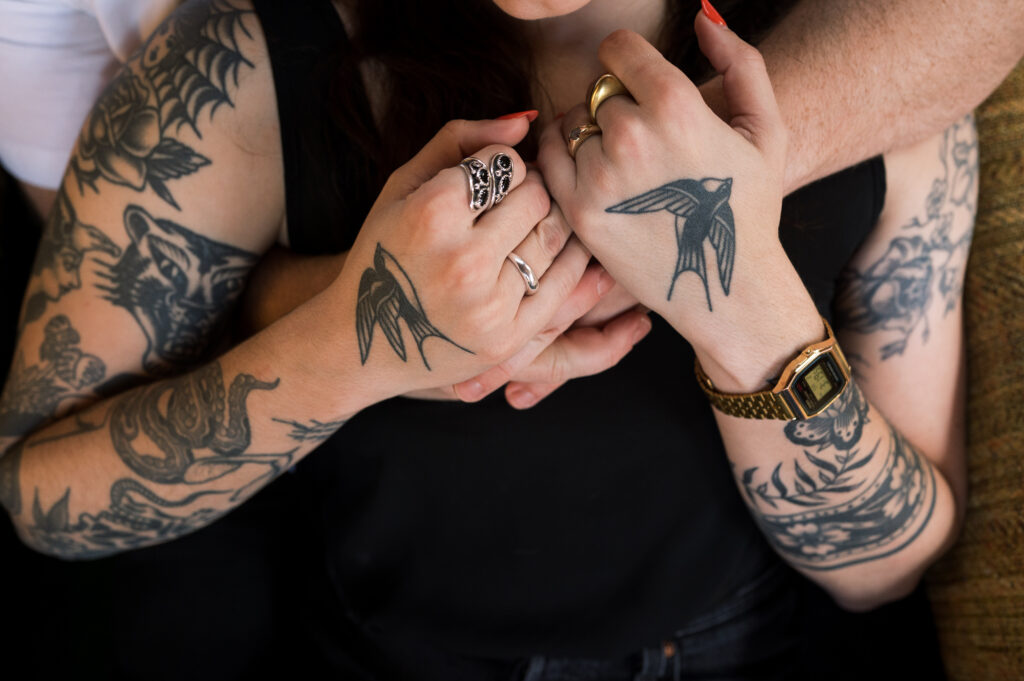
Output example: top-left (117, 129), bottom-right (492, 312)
top-left (607, 177), bottom-right (736, 310)
top-left (355, 243), bottom-right (472, 369)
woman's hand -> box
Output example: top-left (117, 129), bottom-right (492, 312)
top-left (537, 15), bottom-right (819, 382)
top-left (329, 117), bottom-right (618, 399)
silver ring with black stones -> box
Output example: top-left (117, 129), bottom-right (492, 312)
top-left (459, 156), bottom-right (492, 212)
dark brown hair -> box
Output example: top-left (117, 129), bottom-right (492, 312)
top-left (333, 0), bottom-right (795, 198)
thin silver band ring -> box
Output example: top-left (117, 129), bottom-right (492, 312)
top-left (507, 252), bottom-right (539, 295)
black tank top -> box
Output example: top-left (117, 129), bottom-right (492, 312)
top-left (253, 0), bottom-right (885, 661)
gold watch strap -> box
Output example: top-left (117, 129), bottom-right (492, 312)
top-left (694, 361), bottom-right (796, 420)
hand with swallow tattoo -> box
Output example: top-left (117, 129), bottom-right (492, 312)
top-left (537, 13), bottom-right (821, 366)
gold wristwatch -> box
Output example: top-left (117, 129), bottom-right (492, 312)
top-left (694, 318), bottom-right (851, 420)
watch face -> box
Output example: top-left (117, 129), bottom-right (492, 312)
top-left (792, 355), bottom-right (845, 414)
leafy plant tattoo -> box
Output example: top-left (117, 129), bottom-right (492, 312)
top-left (741, 387), bottom-right (872, 509)
top-left (69, 0), bottom-right (254, 208)
top-left (22, 188), bottom-right (121, 325)
top-left (272, 417), bottom-right (348, 443)
top-left (736, 386), bottom-right (935, 570)
top-left (0, 316), bottom-right (106, 437)
top-left (94, 205), bottom-right (258, 372)
top-left (24, 479), bottom-right (224, 559)
top-left (837, 116), bottom-right (977, 359)
top-left (607, 177), bottom-right (735, 310)
top-left (356, 243), bottom-right (471, 370)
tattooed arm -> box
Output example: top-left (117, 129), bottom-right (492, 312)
top-left (540, 22), bottom-right (972, 609)
top-left (0, 0), bottom-right (604, 557)
top-left (709, 119), bottom-right (975, 610)
top-left (0, 0), bottom-right (296, 557)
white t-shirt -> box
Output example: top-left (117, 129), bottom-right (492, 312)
top-left (0, 0), bottom-right (177, 189)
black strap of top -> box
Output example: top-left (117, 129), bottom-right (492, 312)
top-left (252, 0), bottom-right (377, 254)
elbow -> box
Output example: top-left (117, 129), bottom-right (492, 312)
top-left (830, 573), bottom-right (921, 613)
top-left (8, 519), bottom-right (117, 562)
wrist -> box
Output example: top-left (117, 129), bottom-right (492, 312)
top-left (689, 287), bottom-right (823, 393)
top-left (264, 282), bottom-right (394, 418)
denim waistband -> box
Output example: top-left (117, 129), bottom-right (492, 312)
top-left (520, 563), bottom-right (799, 681)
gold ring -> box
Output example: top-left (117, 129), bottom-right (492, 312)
top-left (567, 123), bottom-right (602, 159)
top-left (587, 73), bottom-right (632, 121)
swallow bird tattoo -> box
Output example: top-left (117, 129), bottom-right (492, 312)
top-left (356, 243), bottom-right (471, 370)
top-left (607, 177), bottom-right (736, 310)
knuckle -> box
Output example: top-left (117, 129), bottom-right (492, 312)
top-left (545, 266), bottom-right (578, 303)
top-left (563, 200), bottom-right (594, 237)
top-left (533, 213), bottom-right (567, 260)
top-left (737, 44), bottom-right (767, 71)
top-left (651, 82), bottom-right (689, 116)
top-left (533, 324), bottom-right (564, 347)
top-left (518, 180), bottom-right (551, 222)
top-left (483, 332), bottom-right (515, 363)
top-left (417, 184), bottom-right (464, 232)
top-left (544, 349), bottom-right (571, 386)
top-left (445, 249), bottom-right (485, 290)
top-left (606, 116), bottom-right (647, 157)
top-left (601, 28), bottom-right (634, 53)
top-left (441, 119), bottom-right (469, 143)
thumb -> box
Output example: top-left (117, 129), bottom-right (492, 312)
top-left (383, 116), bottom-right (533, 200)
top-left (694, 8), bottom-right (783, 155)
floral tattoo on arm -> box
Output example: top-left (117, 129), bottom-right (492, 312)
top-left (69, 0), bottom-right (254, 209)
top-left (734, 385), bottom-right (936, 570)
top-left (837, 115), bottom-right (977, 360)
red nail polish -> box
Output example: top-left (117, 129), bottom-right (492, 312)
top-left (497, 109), bottom-right (539, 122)
top-left (701, 0), bottom-right (727, 26)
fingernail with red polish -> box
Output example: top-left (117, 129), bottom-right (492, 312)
top-left (701, 0), bottom-right (727, 26)
top-left (497, 109), bottom-right (539, 122)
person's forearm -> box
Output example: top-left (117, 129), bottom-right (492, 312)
top-left (756, 0), bottom-right (1024, 193)
top-left (0, 286), bottom-right (376, 559)
top-left (689, 283), bottom-right (960, 610)
top-left (708, 381), bottom-right (958, 611)
top-left (239, 245), bottom-right (347, 336)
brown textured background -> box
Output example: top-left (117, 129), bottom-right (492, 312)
top-left (926, 60), bottom-right (1024, 680)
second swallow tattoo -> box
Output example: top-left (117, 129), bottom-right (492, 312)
top-left (607, 177), bottom-right (736, 310)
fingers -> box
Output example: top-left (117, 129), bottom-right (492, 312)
top-left (453, 261), bottom-right (610, 402)
top-left (504, 309), bottom-right (653, 409)
top-left (597, 30), bottom-right (702, 113)
top-left (560, 103), bottom-right (606, 164)
top-left (693, 11), bottom-right (784, 154)
top-left (537, 116), bottom-right (578, 208)
top-left (496, 200), bottom-right (573, 298)
top-left (515, 235), bottom-right (594, 332)
top-left (384, 118), bottom-right (531, 201)
top-left (478, 168), bottom-right (551, 258)
top-left (411, 142), bottom-right (529, 232)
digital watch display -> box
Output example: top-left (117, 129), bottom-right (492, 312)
top-left (780, 352), bottom-right (847, 418)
